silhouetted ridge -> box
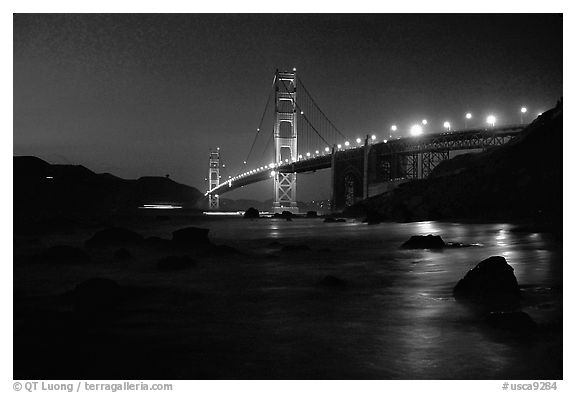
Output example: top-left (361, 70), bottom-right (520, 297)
top-left (14, 156), bottom-right (204, 224)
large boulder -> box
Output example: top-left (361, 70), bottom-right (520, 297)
top-left (453, 256), bottom-right (521, 305)
top-left (401, 235), bottom-right (446, 249)
top-left (85, 227), bottom-right (143, 247)
top-left (243, 207), bottom-right (260, 219)
top-left (172, 227), bottom-right (210, 247)
top-left (306, 211), bottom-right (318, 218)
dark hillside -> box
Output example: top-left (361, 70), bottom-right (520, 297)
top-left (14, 156), bottom-right (204, 226)
top-left (348, 102), bottom-right (562, 227)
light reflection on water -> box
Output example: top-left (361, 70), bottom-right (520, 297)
top-left (157, 218), bottom-right (562, 378)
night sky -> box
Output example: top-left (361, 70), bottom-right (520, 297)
top-left (13, 14), bottom-right (562, 201)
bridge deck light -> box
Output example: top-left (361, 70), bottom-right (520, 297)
top-left (324, 147), bottom-right (330, 152)
top-left (486, 115), bottom-right (496, 127)
top-left (337, 144), bottom-right (342, 149)
top-left (520, 107), bottom-right (528, 123)
top-left (271, 170), bottom-right (276, 177)
top-left (466, 113), bottom-right (472, 119)
top-left (443, 121), bottom-right (451, 131)
top-left (391, 125), bottom-right (397, 132)
top-left (371, 135), bottom-right (376, 141)
top-left (356, 137), bottom-right (362, 144)
top-left (422, 119), bottom-right (428, 125)
top-left (344, 141), bottom-right (350, 147)
top-left (306, 152), bottom-right (311, 157)
top-left (269, 163), bottom-right (275, 168)
top-left (410, 124), bottom-right (423, 136)
top-left (315, 150), bottom-right (319, 155)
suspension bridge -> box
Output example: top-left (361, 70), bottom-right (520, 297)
top-left (205, 69), bottom-right (525, 212)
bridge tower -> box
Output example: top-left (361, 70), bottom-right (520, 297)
top-left (208, 148), bottom-right (220, 210)
top-left (272, 69), bottom-right (299, 214)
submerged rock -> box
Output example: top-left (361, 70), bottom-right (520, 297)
top-left (243, 207), bottom-right (260, 219)
top-left (157, 255), bottom-right (197, 271)
top-left (401, 235), bottom-right (446, 249)
top-left (85, 227), bottom-right (143, 247)
top-left (172, 227), bottom-right (210, 247)
top-left (306, 211), bottom-right (318, 218)
top-left (453, 256), bottom-right (521, 306)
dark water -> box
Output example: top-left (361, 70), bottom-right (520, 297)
top-left (174, 218), bottom-right (562, 379)
top-left (15, 218), bottom-right (562, 379)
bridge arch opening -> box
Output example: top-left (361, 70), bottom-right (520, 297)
top-left (278, 120), bottom-right (295, 139)
top-left (277, 99), bottom-right (295, 114)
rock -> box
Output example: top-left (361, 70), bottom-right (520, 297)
top-left (453, 256), bottom-right (521, 305)
top-left (113, 248), bottom-right (131, 260)
top-left (281, 211), bottom-right (294, 218)
top-left (73, 278), bottom-right (121, 312)
top-left (281, 244), bottom-right (311, 252)
top-left (401, 235), bottom-right (446, 249)
top-left (172, 227), bottom-right (210, 247)
top-left (486, 311), bottom-right (537, 334)
top-left (41, 245), bottom-right (90, 265)
top-left (157, 255), bottom-right (197, 271)
top-left (286, 217), bottom-right (292, 221)
top-left (318, 275), bottom-right (347, 289)
top-left (85, 227), bottom-right (143, 247)
top-left (306, 211), bottom-right (318, 218)
top-left (243, 207), bottom-right (260, 219)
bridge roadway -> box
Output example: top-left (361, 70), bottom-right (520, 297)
top-left (206, 124), bottom-right (525, 197)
